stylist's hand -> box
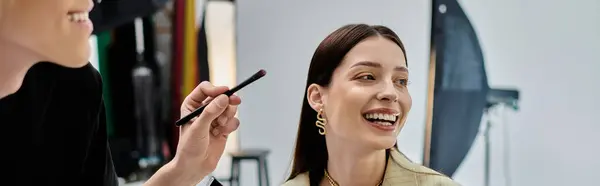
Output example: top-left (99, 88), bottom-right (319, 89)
top-left (176, 81), bottom-right (241, 178)
top-left (144, 82), bottom-right (240, 186)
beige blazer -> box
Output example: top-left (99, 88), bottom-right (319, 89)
top-left (282, 148), bottom-right (461, 186)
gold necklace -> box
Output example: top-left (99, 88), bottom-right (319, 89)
top-left (324, 169), bottom-right (384, 186)
top-left (324, 170), bottom-right (338, 186)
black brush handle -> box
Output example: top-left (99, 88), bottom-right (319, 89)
top-left (174, 69), bottom-right (266, 126)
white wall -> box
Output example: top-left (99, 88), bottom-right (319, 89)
top-left (203, 1), bottom-right (240, 179)
top-left (453, 0), bottom-right (600, 186)
top-left (236, 0), bottom-right (600, 186)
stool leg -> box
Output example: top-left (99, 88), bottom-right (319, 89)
top-left (261, 157), bottom-right (270, 186)
top-left (231, 159), bottom-right (240, 186)
top-left (257, 158), bottom-right (263, 186)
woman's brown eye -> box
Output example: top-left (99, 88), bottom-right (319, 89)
top-left (359, 74), bottom-right (375, 80)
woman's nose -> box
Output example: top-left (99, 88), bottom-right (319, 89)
top-left (376, 82), bottom-right (398, 102)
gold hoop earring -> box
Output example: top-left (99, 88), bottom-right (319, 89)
top-left (316, 109), bottom-right (327, 135)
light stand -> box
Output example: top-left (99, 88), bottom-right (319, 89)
top-left (132, 17), bottom-right (162, 181)
top-left (482, 88), bottom-right (519, 186)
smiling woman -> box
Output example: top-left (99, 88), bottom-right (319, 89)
top-left (283, 24), bottom-right (460, 186)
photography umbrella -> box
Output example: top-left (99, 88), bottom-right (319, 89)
top-left (425, 0), bottom-right (490, 178)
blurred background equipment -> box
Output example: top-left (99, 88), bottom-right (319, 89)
top-left (482, 88), bottom-right (519, 186)
top-left (91, 0), bottom-right (174, 182)
top-left (424, 0), bottom-right (490, 177)
top-left (424, 1), bottom-right (523, 186)
top-left (104, 16), bottom-right (165, 181)
top-left (91, 0), bottom-right (243, 184)
top-left (90, 0), bottom-right (170, 34)
top-left (131, 17), bottom-right (162, 178)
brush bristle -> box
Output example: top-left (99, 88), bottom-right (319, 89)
top-left (257, 69), bottom-right (267, 77)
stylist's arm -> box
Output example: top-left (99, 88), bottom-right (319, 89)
top-left (144, 81), bottom-right (241, 186)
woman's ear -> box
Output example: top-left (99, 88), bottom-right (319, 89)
top-left (306, 84), bottom-right (326, 112)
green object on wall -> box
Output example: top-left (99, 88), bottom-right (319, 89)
top-left (96, 31), bottom-right (115, 137)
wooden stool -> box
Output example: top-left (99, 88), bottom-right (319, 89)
top-left (228, 148), bottom-right (270, 186)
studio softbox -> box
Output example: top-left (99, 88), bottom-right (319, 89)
top-left (428, 0), bottom-right (490, 177)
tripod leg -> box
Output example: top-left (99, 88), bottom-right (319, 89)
top-left (484, 118), bottom-right (492, 186)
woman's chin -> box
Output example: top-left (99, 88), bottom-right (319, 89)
top-left (366, 136), bottom-right (398, 150)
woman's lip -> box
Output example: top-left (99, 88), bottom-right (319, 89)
top-left (73, 20), bottom-right (94, 34)
top-left (362, 108), bottom-right (400, 115)
top-left (69, 3), bottom-right (94, 13)
top-left (363, 117), bottom-right (397, 132)
top-left (68, 9), bottom-right (92, 14)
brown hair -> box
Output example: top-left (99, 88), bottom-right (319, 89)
top-left (286, 24), bottom-right (408, 185)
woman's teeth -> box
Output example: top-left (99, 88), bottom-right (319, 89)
top-left (364, 113), bottom-right (397, 126)
top-left (68, 12), bottom-right (89, 22)
top-left (374, 121), bottom-right (393, 126)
